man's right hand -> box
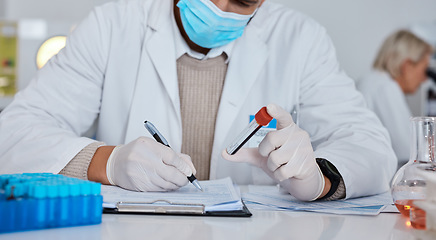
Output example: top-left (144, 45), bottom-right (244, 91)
top-left (104, 137), bottom-right (196, 192)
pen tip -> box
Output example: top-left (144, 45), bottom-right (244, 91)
top-left (192, 180), bottom-right (203, 192)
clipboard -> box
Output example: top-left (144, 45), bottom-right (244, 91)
top-left (103, 199), bottom-right (252, 217)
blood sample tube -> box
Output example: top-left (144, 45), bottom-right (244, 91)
top-left (226, 107), bottom-right (273, 155)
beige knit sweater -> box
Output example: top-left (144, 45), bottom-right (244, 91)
top-left (177, 53), bottom-right (228, 180)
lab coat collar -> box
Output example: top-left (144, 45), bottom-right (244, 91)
top-left (146, 0), bottom-right (173, 31)
top-left (144, 0), bottom-right (182, 124)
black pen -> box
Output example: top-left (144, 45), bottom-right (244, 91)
top-left (144, 121), bottom-right (203, 191)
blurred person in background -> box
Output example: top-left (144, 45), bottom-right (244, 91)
top-left (357, 30), bottom-right (433, 167)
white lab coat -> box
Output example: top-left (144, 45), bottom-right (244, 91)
top-left (357, 70), bottom-right (411, 165)
top-left (0, 0), bottom-right (397, 199)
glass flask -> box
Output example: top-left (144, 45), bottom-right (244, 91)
top-left (391, 117), bottom-right (436, 219)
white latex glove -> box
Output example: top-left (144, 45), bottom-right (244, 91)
top-left (106, 137), bottom-right (196, 192)
top-left (222, 104), bottom-right (325, 201)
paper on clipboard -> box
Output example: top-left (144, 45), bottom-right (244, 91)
top-left (101, 177), bottom-right (247, 214)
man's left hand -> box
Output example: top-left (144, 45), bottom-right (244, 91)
top-left (222, 104), bottom-right (326, 201)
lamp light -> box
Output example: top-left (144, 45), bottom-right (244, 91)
top-left (36, 36), bottom-right (67, 69)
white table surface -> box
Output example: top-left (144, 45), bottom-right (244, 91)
top-left (2, 209), bottom-right (434, 240)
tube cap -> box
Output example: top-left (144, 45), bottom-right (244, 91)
top-left (255, 107), bottom-right (273, 126)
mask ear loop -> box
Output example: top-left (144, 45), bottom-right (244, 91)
top-left (247, 8), bottom-right (259, 25)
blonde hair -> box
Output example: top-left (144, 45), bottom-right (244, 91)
top-left (373, 30), bottom-right (433, 78)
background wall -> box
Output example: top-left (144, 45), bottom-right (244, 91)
top-left (3, 0), bottom-right (111, 21)
top-left (0, 0), bottom-right (113, 108)
top-left (272, 0), bottom-right (436, 80)
top-left (0, 1), bottom-right (4, 17)
top-left (1, 0), bottom-right (436, 112)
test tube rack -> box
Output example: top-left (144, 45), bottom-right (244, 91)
top-left (0, 173), bottom-right (102, 233)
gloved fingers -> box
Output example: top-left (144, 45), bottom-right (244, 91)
top-left (273, 163), bottom-right (300, 182)
top-left (179, 153), bottom-right (197, 176)
top-left (155, 166), bottom-right (189, 189)
top-left (221, 148), bottom-right (266, 168)
top-left (160, 146), bottom-right (193, 177)
top-left (266, 127), bottom-right (313, 174)
top-left (279, 165), bottom-right (325, 201)
top-left (128, 175), bottom-right (167, 192)
top-left (268, 146), bottom-right (302, 181)
top-left (122, 167), bottom-right (183, 192)
top-left (107, 137), bottom-right (189, 192)
top-left (266, 145), bottom-right (297, 174)
top-left (258, 126), bottom-right (296, 157)
top-left (136, 136), bottom-right (154, 146)
top-left (272, 148), bottom-right (315, 182)
top-left (265, 130), bottom-right (307, 170)
top-left (266, 103), bottom-right (295, 130)
top-left (153, 179), bottom-right (183, 191)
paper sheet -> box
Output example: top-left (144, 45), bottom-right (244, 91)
top-left (242, 185), bottom-right (394, 215)
top-left (101, 177), bottom-right (243, 212)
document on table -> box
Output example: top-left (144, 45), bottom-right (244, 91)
top-left (101, 177), bottom-right (244, 213)
top-left (242, 185), bottom-right (394, 215)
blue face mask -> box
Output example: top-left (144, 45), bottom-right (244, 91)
top-left (176, 0), bottom-right (256, 49)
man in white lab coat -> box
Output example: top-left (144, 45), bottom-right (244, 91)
top-left (0, 0), bottom-right (397, 201)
